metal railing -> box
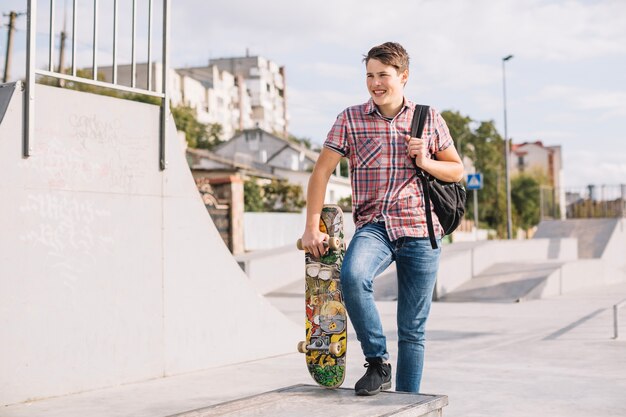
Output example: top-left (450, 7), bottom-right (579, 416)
top-left (614, 298), bottom-right (626, 339)
top-left (25, 0), bottom-right (171, 170)
top-left (565, 185), bottom-right (626, 219)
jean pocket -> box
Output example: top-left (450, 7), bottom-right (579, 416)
top-left (356, 137), bottom-right (382, 168)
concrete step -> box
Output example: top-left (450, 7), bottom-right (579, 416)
top-left (167, 384), bottom-right (448, 417)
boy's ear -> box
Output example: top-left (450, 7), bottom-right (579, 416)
top-left (401, 69), bottom-right (409, 86)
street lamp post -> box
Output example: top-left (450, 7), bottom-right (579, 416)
top-left (502, 54), bottom-right (514, 239)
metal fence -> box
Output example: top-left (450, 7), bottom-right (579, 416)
top-left (24, 0), bottom-right (171, 170)
top-left (564, 184), bottom-right (626, 219)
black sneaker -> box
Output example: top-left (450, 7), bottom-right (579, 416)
top-left (355, 357), bottom-right (392, 396)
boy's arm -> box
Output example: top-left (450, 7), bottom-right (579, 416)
top-left (405, 136), bottom-right (464, 183)
top-left (301, 148), bottom-right (343, 258)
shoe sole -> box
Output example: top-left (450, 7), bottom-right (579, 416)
top-left (355, 381), bottom-right (392, 396)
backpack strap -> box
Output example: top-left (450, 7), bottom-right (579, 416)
top-left (410, 105), bottom-right (438, 249)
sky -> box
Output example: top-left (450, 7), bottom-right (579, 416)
top-left (1, 0), bottom-right (625, 190)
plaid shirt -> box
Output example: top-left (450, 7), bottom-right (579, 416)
top-left (324, 98), bottom-right (453, 241)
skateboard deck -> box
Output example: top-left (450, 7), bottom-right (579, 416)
top-left (297, 205), bottom-right (347, 388)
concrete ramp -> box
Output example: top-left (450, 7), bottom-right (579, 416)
top-left (0, 84), bottom-right (300, 406)
top-left (534, 219), bottom-right (620, 259)
top-left (441, 219), bottom-right (626, 302)
top-left (168, 385), bottom-right (448, 417)
top-left (440, 262), bottom-right (563, 303)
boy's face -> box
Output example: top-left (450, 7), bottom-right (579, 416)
top-left (366, 58), bottom-right (408, 110)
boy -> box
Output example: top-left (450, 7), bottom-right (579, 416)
top-left (300, 42), bottom-right (463, 395)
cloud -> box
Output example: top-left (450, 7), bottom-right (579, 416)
top-left (565, 149), bottom-right (626, 187)
top-left (287, 86), bottom-right (364, 141)
top-left (533, 85), bottom-right (626, 119)
top-left (3, 0), bottom-right (625, 188)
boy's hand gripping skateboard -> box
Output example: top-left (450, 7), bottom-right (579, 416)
top-left (296, 205), bottom-right (347, 388)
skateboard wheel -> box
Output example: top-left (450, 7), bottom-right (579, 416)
top-left (329, 342), bottom-right (341, 356)
top-left (297, 341), bottom-right (308, 354)
top-left (328, 237), bottom-right (341, 251)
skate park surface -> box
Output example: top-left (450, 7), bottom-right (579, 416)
top-left (3, 282), bottom-right (626, 417)
top-left (1, 84), bottom-right (626, 416)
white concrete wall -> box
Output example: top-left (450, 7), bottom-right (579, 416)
top-left (535, 259), bottom-right (626, 298)
top-left (436, 246), bottom-right (474, 299)
top-left (270, 169), bottom-right (352, 210)
top-left (0, 84), bottom-right (299, 406)
top-left (236, 245), bottom-right (303, 295)
top-left (471, 239), bottom-right (578, 276)
top-left (602, 218), bottom-right (626, 271)
top-left (239, 212), bottom-right (356, 294)
top-left (243, 212), bottom-right (356, 251)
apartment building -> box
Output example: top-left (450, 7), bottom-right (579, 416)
top-left (96, 55), bottom-right (288, 141)
top-left (176, 65), bottom-right (253, 140)
top-left (208, 56), bottom-right (288, 138)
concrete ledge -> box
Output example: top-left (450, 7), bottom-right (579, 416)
top-left (434, 238), bottom-right (577, 300)
top-left (236, 244), bottom-right (303, 295)
top-left (168, 384), bottom-right (448, 417)
top-left (440, 261), bottom-right (563, 302)
top-left (471, 238), bottom-right (578, 276)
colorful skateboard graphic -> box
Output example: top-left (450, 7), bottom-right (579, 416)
top-left (296, 205), bottom-right (347, 388)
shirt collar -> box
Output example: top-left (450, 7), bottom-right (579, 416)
top-left (364, 97), bottom-right (414, 117)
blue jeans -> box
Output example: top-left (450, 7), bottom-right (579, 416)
top-left (341, 222), bottom-right (441, 393)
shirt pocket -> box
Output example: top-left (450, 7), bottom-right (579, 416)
top-left (355, 137), bottom-right (382, 168)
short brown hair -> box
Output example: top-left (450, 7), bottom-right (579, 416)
top-left (363, 42), bottom-right (410, 74)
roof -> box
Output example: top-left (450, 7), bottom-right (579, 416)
top-left (216, 127), bottom-right (320, 163)
top-left (186, 148), bottom-right (279, 179)
top-left (512, 141), bottom-right (555, 155)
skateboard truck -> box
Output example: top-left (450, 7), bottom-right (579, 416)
top-left (297, 339), bottom-right (342, 356)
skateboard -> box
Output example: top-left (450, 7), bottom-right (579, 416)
top-left (296, 204), bottom-right (347, 388)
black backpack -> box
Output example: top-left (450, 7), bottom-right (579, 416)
top-left (411, 105), bottom-right (467, 249)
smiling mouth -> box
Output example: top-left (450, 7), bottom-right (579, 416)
top-left (372, 90), bottom-right (386, 97)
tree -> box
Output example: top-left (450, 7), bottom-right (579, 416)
top-left (337, 194), bottom-right (352, 212)
top-left (243, 178), bottom-right (306, 212)
top-left (244, 180), bottom-right (264, 212)
top-left (511, 174), bottom-right (540, 232)
top-left (263, 179), bottom-right (306, 212)
top-left (441, 112), bottom-right (507, 237)
top-left (440, 110), bottom-right (473, 160)
top-left (172, 105), bottom-right (201, 147)
top-left (288, 134), bottom-right (313, 150)
top-left (171, 105), bottom-right (222, 150)
top-left (339, 158), bottom-right (349, 177)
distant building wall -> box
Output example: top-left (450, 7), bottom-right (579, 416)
top-left (511, 141), bottom-right (565, 220)
top-left (209, 56), bottom-right (288, 137)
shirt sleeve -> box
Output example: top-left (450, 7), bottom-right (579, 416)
top-left (323, 111), bottom-right (350, 157)
top-left (430, 108), bottom-right (453, 154)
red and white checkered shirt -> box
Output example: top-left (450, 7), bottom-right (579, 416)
top-left (324, 98), bottom-right (454, 241)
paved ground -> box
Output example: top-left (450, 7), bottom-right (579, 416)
top-left (2, 281), bottom-right (626, 417)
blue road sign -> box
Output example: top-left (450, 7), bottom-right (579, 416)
top-left (466, 173), bottom-right (483, 190)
